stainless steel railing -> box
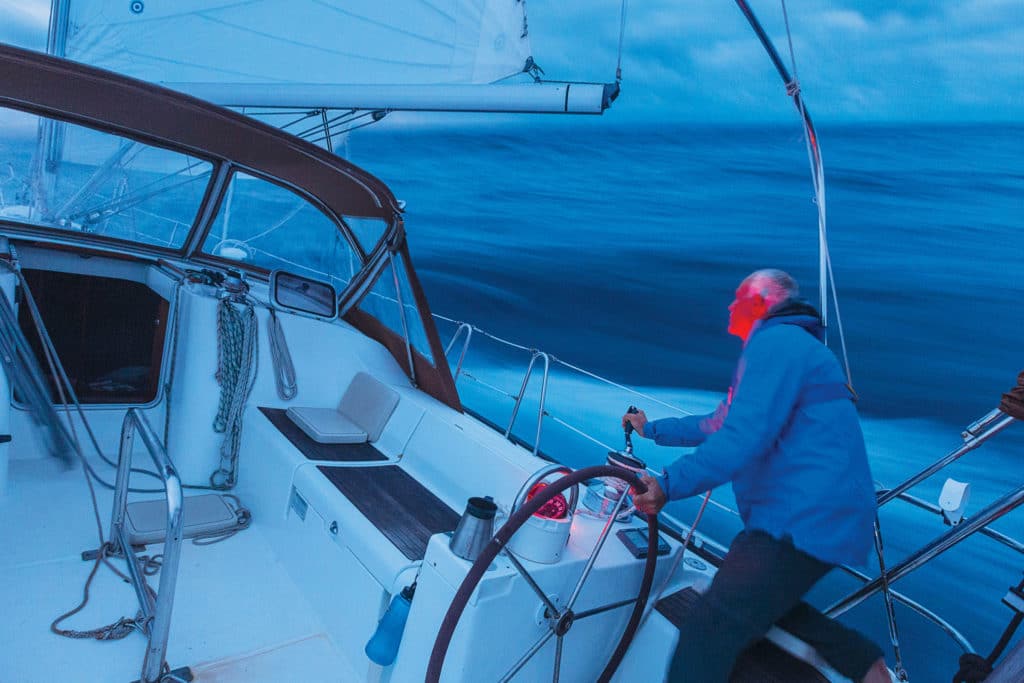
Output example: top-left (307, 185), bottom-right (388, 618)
top-left (434, 313), bottom-right (1023, 663)
top-left (108, 408), bottom-right (185, 683)
top-left (505, 350), bottom-right (550, 457)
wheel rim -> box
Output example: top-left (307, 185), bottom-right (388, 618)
top-left (426, 464), bottom-right (660, 683)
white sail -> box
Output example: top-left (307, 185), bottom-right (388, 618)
top-left (58, 0), bottom-right (614, 114)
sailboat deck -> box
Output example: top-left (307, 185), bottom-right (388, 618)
top-left (0, 455), bottom-right (362, 683)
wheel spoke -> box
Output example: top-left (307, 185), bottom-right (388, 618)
top-left (553, 635), bottom-right (563, 683)
top-left (564, 486), bottom-right (631, 611)
top-left (429, 465), bottom-right (656, 683)
top-left (503, 549), bottom-right (561, 619)
top-left (499, 629), bottom-right (555, 683)
top-left (574, 596), bottom-right (637, 621)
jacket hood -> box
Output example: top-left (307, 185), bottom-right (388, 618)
top-left (756, 298), bottom-right (825, 341)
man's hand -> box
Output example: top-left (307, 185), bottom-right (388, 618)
top-left (621, 409), bottom-right (648, 436)
top-left (632, 473), bottom-right (667, 516)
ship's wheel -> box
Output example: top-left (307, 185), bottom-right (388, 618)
top-left (426, 465), bottom-right (659, 682)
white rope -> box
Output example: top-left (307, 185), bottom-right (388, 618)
top-left (267, 308), bottom-right (298, 400)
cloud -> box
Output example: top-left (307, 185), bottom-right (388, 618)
top-left (819, 10), bottom-right (870, 32)
top-left (0, 0), bottom-right (49, 49)
top-left (0, 0), bottom-right (1020, 123)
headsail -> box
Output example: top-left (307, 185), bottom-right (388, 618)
top-left (55, 0), bottom-right (616, 114)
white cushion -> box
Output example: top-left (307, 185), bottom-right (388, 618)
top-left (286, 407), bottom-right (368, 444)
top-left (126, 494), bottom-right (241, 545)
top-left (284, 372), bottom-right (400, 444)
top-left (336, 372), bottom-right (400, 442)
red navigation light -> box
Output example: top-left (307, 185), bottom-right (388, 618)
top-left (527, 482), bottom-right (569, 519)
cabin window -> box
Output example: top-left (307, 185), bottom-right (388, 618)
top-left (357, 253), bottom-right (434, 364)
top-left (202, 171), bottom-right (360, 293)
top-left (17, 269), bottom-right (167, 404)
top-left (0, 107), bottom-right (211, 250)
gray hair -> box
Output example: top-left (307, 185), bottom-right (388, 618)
top-left (742, 269), bottom-right (798, 307)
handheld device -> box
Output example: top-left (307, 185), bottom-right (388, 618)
top-left (616, 527), bottom-right (670, 559)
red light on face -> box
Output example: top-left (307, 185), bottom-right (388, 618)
top-left (527, 482), bottom-right (569, 519)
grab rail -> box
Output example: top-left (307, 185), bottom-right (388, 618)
top-left (505, 350), bottom-right (550, 457)
top-left (443, 322), bottom-right (473, 380)
top-left (827, 482), bottom-right (1024, 620)
top-left (878, 489), bottom-right (1024, 555)
top-left (877, 411), bottom-right (1016, 507)
top-left (108, 408), bottom-right (185, 683)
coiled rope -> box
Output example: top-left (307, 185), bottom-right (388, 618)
top-left (50, 543), bottom-right (151, 641)
top-left (211, 294), bottom-right (258, 489)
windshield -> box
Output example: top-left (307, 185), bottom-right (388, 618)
top-left (0, 105), bottom-right (393, 297)
top-left (0, 107), bottom-right (211, 250)
top-left (201, 170), bottom-right (366, 292)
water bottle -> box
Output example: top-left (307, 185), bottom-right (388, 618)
top-left (364, 583), bottom-right (416, 666)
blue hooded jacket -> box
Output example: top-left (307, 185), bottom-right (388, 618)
top-left (645, 300), bottom-right (876, 567)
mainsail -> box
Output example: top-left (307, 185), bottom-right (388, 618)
top-left (54, 0), bottom-right (617, 115)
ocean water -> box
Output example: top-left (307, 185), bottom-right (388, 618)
top-left (3, 114), bottom-right (1020, 680)
top-left (349, 122), bottom-right (1024, 681)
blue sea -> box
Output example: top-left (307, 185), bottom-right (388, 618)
top-left (350, 122), bottom-right (1024, 681)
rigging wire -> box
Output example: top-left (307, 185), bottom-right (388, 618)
top-left (306, 109), bottom-right (389, 143)
top-left (738, 4), bottom-right (902, 677)
top-left (615, 0), bottom-right (629, 83)
top-left (734, 0), bottom-right (855, 391)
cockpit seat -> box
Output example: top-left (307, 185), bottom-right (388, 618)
top-left (286, 371), bottom-right (399, 444)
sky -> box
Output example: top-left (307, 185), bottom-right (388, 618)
top-left (0, 0), bottom-right (1021, 124)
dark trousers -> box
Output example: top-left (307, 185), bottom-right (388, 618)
top-left (668, 530), bottom-right (883, 682)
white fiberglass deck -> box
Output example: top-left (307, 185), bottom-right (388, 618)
top-left (0, 455), bottom-right (361, 683)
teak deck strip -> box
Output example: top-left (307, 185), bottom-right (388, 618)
top-left (317, 465), bottom-right (459, 561)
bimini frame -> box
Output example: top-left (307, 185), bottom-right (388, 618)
top-left (0, 43), bottom-right (460, 411)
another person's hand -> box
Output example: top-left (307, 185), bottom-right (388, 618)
top-left (621, 409), bottom-right (648, 436)
top-left (632, 473), bottom-right (667, 516)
